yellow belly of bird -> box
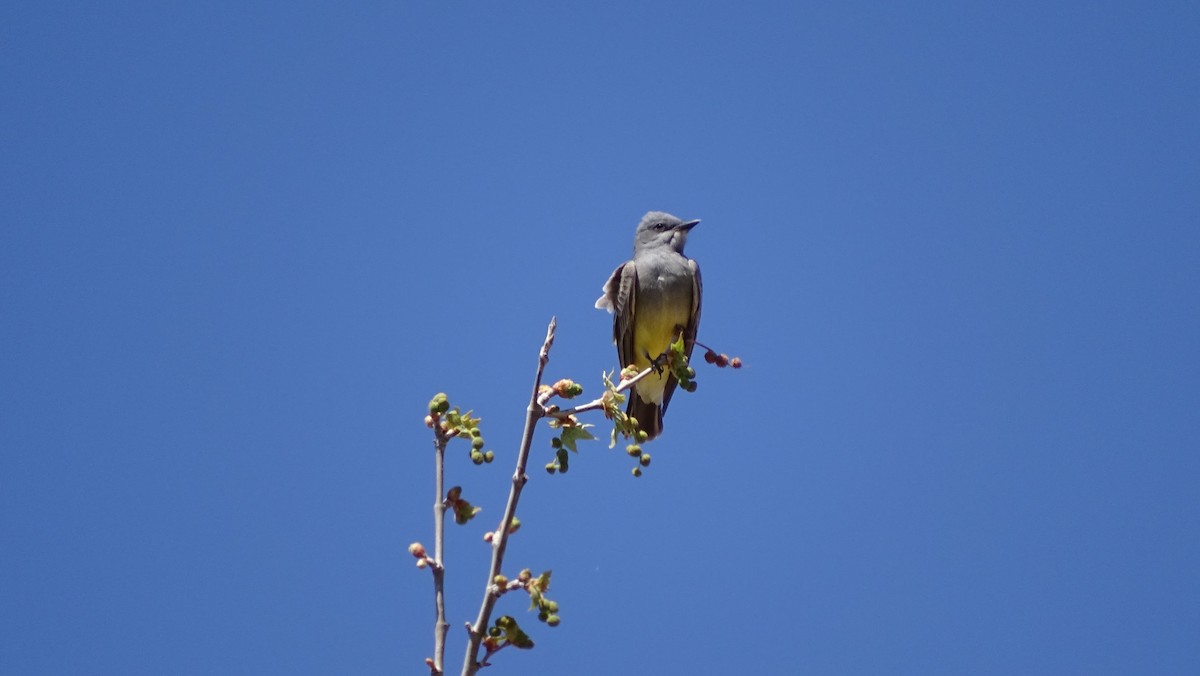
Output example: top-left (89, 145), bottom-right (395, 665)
top-left (632, 301), bottom-right (689, 405)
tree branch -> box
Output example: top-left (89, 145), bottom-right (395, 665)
top-left (430, 424), bottom-right (450, 674)
top-left (461, 317), bottom-right (557, 676)
top-left (541, 364), bottom-right (657, 419)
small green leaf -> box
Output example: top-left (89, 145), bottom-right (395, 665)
top-left (559, 425), bottom-right (595, 452)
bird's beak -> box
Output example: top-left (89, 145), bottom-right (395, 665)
top-left (679, 219), bottom-right (700, 231)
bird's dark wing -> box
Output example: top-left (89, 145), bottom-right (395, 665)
top-left (685, 259), bottom-right (701, 359)
top-left (612, 262), bottom-right (638, 371)
top-left (595, 263), bottom-right (621, 312)
top-left (597, 261), bottom-right (639, 370)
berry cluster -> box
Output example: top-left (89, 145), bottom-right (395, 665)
top-left (426, 393), bottom-right (495, 465)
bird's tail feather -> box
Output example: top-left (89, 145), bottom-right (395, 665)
top-left (627, 397), bottom-right (663, 441)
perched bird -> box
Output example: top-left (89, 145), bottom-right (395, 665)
top-left (595, 211), bottom-right (702, 440)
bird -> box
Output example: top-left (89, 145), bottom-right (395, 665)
top-left (595, 211), bottom-right (702, 440)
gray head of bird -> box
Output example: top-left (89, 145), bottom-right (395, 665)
top-left (633, 211), bottom-right (700, 254)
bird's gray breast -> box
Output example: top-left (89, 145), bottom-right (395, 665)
top-left (636, 252), bottom-right (693, 306)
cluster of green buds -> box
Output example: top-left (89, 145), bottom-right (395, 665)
top-left (484, 614), bottom-right (534, 654)
top-left (545, 436), bottom-right (571, 474)
top-left (625, 443), bottom-right (652, 477)
top-left (479, 569), bottom-right (560, 660)
top-left (426, 393), bottom-right (495, 465)
top-left (668, 335), bottom-right (698, 393)
top-left (523, 569), bottom-right (560, 627)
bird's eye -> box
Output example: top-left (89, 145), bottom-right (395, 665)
top-left (654, 222), bottom-right (668, 231)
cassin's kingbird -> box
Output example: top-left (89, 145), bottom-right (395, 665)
top-left (595, 211), bottom-right (701, 440)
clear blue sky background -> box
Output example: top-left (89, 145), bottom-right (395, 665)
top-left (2, 2), bottom-right (1197, 674)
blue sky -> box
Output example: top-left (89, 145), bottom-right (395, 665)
top-left (2, 2), bottom-right (1198, 674)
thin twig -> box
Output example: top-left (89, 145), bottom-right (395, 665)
top-left (430, 425), bottom-right (450, 674)
top-left (461, 317), bottom-right (557, 676)
top-left (541, 364), bottom-right (657, 419)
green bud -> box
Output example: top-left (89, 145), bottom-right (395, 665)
top-left (488, 626), bottom-right (502, 638)
top-left (636, 430), bottom-right (649, 442)
top-left (551, 437), bottom-right (562, 449)
top-left (558, 461), bottom-right (569, 474)
top-left (639, 453), bottom-right (651, 467)
top-left (429, 393), bottom-right (450, 414)
top-left (484, 450), bottom-right (495, 463)
top-left (556, 448), bottom-right (568, 465)
top-left (472, 436), bottom-right (485, 450)
top-left (632, 467), bottom-right (642, 478)
top-left (538, 611), bottom-right (549, 622)
top-left (543, 600), bottom-right (559, 613)
top-left (685, 367), bottom-right (696, 379)
top-left (684, 380), bottom-right (697, 393)
top-left (626, 444), bottom-right (642, 457)
top-left (546, 614), bottom-right (561, 627)
top-left (627, 416), bottom-right (639, 430)
top-left (545, 462), bottom-right (556, 474)
top-left (471, 450), bottom-right (484, 465)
